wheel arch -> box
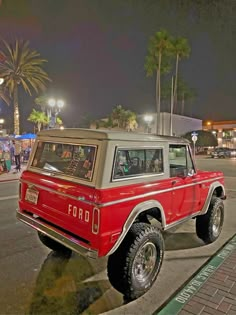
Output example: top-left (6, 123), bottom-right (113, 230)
top-left (106, 200), bottom-right (166, 256)
top-left (200, 181), bottom-right (225, 215)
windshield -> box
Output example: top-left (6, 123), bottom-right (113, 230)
top-left (31, 141), bottom-right (97, 181)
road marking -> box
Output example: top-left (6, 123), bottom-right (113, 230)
top-left (0, 179), bottom-right (19, 184)
top-left (154, 234), bottom-right (236, 315)
top-left (0, 195), bottom-right (18, 201)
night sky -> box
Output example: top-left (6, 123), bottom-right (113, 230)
top-left (0, 0), bottom-right (236, 132)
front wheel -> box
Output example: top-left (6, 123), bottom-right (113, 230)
top-left (107, 223), bottom-right (164, 301)
top-left (196, 197), bottom-right (224, 244)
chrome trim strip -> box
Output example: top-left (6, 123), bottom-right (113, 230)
top-left (111, 172), bottom-right (165, 182)
top-left (98, 176), bottom-right (224, 207)
top-left (21, 176), bottom-right (224, 208)
top-left (16, 210), bottom-right (98, 259)
top-left (164, 212), bottom-right (201, 230)
top-left (106, 200), bottom-right (165, 256)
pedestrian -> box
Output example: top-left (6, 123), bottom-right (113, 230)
top-left (12, 140), bottom-right (21, 171)
top-left (24, 145), bottom-right (31, 162)
top-left (10, 142), bottom-right (15, 165)
top-left (3, 149), bottom-right (11, 172)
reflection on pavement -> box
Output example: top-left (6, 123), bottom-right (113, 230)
top-left (28, 251), bottom-right (124, 314)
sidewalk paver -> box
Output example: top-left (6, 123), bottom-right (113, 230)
top-left (155, 235), bottom-right (236, 315)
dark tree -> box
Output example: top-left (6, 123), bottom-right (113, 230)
top-left (183, 130), bottom-right (218, 150)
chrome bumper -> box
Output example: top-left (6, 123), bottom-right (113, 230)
top-left (16, 210), bottom-right (98, 259)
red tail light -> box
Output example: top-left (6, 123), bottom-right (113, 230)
top-left (92, 207), bottom-right (100, 234)
top-left (19, 183), bottom-right (22, 200)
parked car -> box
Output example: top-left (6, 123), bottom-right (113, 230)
top-left (230, 148), bottom-right (236, 157)
top-left (211, 147), bottom-right (231, 158)
top-left (17, 129), bottom-right (226, 301)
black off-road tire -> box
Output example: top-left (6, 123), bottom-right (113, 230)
top-left (38, 231), bottom-right (72, 255)
top-left (107, 223), bottom-right (164, 301)
top-left (196, 197), bottom-right (224, 244)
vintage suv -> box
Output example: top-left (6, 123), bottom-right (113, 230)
top-left (17, 129), bottom-right (226, 300)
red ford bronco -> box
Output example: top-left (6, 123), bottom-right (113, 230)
top-left (17, 129), bottom-right (225, 300)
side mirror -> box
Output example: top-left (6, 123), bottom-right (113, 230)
top-left (188, 168), bottom-right (195, 176)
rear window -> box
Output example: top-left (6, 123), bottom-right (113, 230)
top-left (31, 141), bottom-right (97, 181)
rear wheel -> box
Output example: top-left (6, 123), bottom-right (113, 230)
top-left (38, 231), bottom-right (72, 255)
top-left (107, 223), bottom-right (164, 301)
top-left (196, 197), bottom-right (224, 244)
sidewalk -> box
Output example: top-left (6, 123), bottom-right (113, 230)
top-left (156, 235), bottom-right (236, 315)
top-left (0, 164), bottom-right (26, 182)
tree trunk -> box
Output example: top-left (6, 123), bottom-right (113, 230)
top-left (181, 92), bottom-right (185, 115)
top-left (173, 53), bottom-right (179, 114)
top-left (156, 53), bottom-right (162, 135)
top-left (37, 122), bottom-right (41, 132)
top-left (13, 84), bottom-right (20, 135)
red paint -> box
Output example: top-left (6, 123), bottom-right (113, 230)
top-left (18, 168), bottom-right (224, 257)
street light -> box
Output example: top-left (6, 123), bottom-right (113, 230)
top-left (47, 98), bottom-right (64, 128)
top-left (0, 118), bottom-right (4, 134)
top-left (0, 78), bottom-right (4, 85)
top-left (144, 115), bottom-right (153, 133)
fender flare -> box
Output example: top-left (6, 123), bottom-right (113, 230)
top-left (106, 199), bottom-right (165, 256)
top-left (199, 181), bottom-right (225, 215)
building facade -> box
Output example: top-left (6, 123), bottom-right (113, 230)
top-left (139, 112), bottom-right (202, 136)
top-left (203, 120), bottom-right (236, 148)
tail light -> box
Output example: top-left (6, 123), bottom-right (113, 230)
top-left (19, 183), bottom-right (22, 200)
top-left (92, 207), bottom-right (100, 234)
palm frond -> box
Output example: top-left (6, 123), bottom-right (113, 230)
top-left (0, 39), bottom-right (51, 96)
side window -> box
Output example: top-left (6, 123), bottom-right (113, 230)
top-left (113, 148), bottom-right (163, 179)
top-left (169, 144), bottom-right (194, 177)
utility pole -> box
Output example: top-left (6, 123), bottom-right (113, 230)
top-left (169, 76), bottom-right (174, 136)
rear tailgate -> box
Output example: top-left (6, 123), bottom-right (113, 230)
top-left (19, 171), bottom-right (96, 244)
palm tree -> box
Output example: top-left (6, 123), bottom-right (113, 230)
top-left (56, 116), bottom-right (63, 127)
top-left (0, 85), bottom-right (10, 105)
top-left (28, 109), bottom-right (48, 132)
top-left (171, 37), bottom-right (191, 113)
top-left (145, 30), bottom-right (173, 134)
top-left (34, 95), bottom-right (48, 113)
top-left (177, 77), bottom-right (196, 115)
top-left (111, 105), bottom-right (126, 128)
top-left (0, 40), bottom-right (50, 135)
top-left (124, 110), bottom-right (138, 131)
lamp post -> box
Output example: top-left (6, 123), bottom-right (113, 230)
top-left (144, 115), bottom-right (153, 133)
top-left (47, 98), bottom-right (64, 128)
top-left (0, 118), bottom-right (5, 135)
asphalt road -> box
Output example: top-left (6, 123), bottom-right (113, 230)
top-left (0, 158), bottom-right (236, 315)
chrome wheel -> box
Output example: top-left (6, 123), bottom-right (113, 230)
top-left (132, 241), bottom-right (157, 284)
top-left (212, 206), bottom-right (222, 237)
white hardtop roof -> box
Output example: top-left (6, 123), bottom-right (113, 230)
top-left (37, 128), bottom-right (189, 144)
